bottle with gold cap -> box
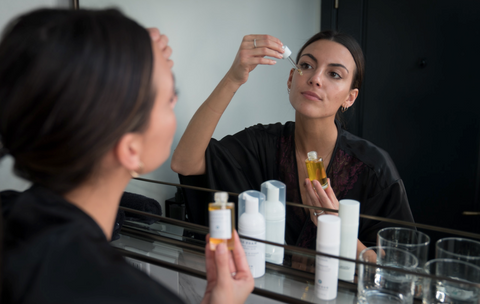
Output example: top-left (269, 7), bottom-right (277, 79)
top-left (209, 192), bottom-right (235, 250)
top-left (305, 151), bottom-right (328, 189)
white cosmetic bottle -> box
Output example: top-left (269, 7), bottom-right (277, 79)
top-left (261, 180), bottom-right (286, 265)
top-left (338, 199), bottom-right (360, 281)
top-left (315, 215), bottom-right (341, 300)
top-left (238, 191), bottom-right (266, 278)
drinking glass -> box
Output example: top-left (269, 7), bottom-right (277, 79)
top-left (358, 246), bottom-right (418, 304)
top-left (377, 227), bottom-right (430, 298)
top-left (436, 237), bottom-right (480, 267)
top-left (423, 259), bottom-right (480, 304)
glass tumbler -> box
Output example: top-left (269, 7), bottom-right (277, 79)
top-left (423, 258), bottom-right (480, 304)
top-left (377, 227), bottom-right (430, 298)
top-left (358, 246), bottom-right (418, 304)
top-left (436, 237), bottom-right (480, 267)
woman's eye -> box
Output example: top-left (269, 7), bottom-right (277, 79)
top-left (330, 72), bottom-right (341, 79)
top-left (299, 62), bottom-right (313, 69)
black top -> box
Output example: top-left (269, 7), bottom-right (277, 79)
top-left (181, 121), bottom-right (414, 269)
top-left (1, 186), bottom-right (182, 304)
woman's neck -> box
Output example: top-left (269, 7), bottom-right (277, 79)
top-left (294, 113), bottom-right (338, 163)
top-left (64, 169), bottom-right (130, 240)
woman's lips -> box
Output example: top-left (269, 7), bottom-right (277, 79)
top-left (301, 91), bottom-right (321, 101)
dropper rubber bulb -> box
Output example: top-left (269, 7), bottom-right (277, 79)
top-left (282, 45), bottom-right (303, 75)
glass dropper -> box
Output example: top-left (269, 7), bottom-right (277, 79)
top-left (282, 45), bottom-right (303, 75)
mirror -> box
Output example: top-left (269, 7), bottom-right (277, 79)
top-left (79, 0), bottom-right (322, 211)
top-left (75, 0), bottom-right (479, 259)
top-left (0, 0), bottom-right (475, 276)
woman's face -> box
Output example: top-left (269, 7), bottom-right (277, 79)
top-left (287, 39), bottom-right (358, 120)
top-left (141, 40), bottom-right (177, 173)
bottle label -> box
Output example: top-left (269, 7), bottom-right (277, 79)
top-left (315, 254), bottom-right (339, 300)
top-left (240, 235), bottom-right (265, 278)
top-left (209, 209), bottom-right (231, 239)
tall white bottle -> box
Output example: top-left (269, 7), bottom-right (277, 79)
top-left (238, 191), bottom-right (266, 278)
top-left (315, 215), bottom-right (341, 300)
top-left (338, 199), bottom-right (360, 281)
top-left (261, 181), bottom-right (286, 265)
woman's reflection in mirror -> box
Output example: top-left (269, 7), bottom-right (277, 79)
top-left (172, 31), bottom-right (414, 272)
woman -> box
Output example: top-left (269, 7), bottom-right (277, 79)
top-left (172, 32), bottom-right (414, 270)
top-left (0, 9), bottom-right (253, 303)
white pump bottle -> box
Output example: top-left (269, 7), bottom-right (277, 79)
top-left (263, 181), bottom-right (286, 265)
top-left (238, 192), bottom-right (266, 278)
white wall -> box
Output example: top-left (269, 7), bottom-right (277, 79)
top-left (0, 0), bottom-right (71, 192)
top-left (0, 0), bottom-right (321, 212)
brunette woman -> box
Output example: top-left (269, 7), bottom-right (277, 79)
top-left (172, 31), bottom-right (414, 270)
top-left (0, 9), bottom-right (253, 303)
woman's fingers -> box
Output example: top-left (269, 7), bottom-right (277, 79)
top-left (313, 179), bottom-right (339, 213)
top-left (214, 243), bottom-right (233, 287)
top-left (304, 178), bottom-right (320, 224)
top-left (246, 34), bottom-right (283, 51)
top-left (324, 179), bottom-right (339, 209)
top-left (204, 236), bottom-right (219, 300)
top-left (227, 34), bottom-right (285, 85)
top-left (147, 27), bottom-right (174, 68)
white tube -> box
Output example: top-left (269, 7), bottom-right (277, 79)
top-left (338, 199), bottom-right (360, 281)
top-left (315, 215), bottom-right (341, 300)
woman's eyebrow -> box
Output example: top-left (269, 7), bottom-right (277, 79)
top-left (300, 53), bottom-right (349, 73)
top-left (329, 63), bottom-right (349, 73)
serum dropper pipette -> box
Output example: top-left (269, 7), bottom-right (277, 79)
top-left (282, 45), bottom-right (303, 75)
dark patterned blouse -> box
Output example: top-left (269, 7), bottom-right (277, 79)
top-left (181, 120), bottom-right (414, 271)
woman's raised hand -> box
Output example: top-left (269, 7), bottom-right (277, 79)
top-left (201, 231), bottom-right (254, 304)
top-left (147, 28), bottom-right (173, 68)
top-left (226, 35), bottom-right (284, 86)
top-left (304, 178), bottom-right (340, 226)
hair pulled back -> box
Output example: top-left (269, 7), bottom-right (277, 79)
top-left (0, 9), bottom-right (155, 194)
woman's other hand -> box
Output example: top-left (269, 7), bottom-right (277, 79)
top-left (147, 28), bottom-right (173, 68)
top-left (201, 231), bottom-right (254, 304)
top-left (226, 35), bottom-right (284, 86)
top-left (304, 178), bottom-right (339, 226)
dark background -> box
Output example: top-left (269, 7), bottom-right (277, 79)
top-left (321, 0), bottom-right (480, 245)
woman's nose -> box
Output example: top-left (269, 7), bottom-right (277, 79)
top-left (308, 72), bottom-right (322, 87)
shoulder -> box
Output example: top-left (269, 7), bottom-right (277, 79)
top-left (2, 190), bottom-right (181, 303)
top-left (338, 128), bottom-right (401, 186)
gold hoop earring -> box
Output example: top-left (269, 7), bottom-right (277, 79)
top-left (131, 161), bottom-right (144, 178)
top-left (341, 106), bottom-right (349, 113)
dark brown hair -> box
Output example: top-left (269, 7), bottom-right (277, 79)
top-left (0, 9), bottom-right (155, 195)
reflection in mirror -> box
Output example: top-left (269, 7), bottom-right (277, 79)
top-left (78, 0), bottom-right (321, 212)
top-left (78, 0), bottom-right (480, 276)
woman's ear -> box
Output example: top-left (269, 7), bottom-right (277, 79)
top-left (344, 88), bottom-right (359, 108)
top-left (114, 133), bottom-right (143, 172)
top-left (287, 68), bottom-right (295, 90)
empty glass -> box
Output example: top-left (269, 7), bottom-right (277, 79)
top-left (436, 237), bottom-right (480, 267)
top-left (423, 259), bottom-right (480, 304)
top-left (358, 246), bottom-right (418, 304)
top-left (377, 227), bottom-right (430, 298)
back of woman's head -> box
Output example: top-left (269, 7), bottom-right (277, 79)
top-left (0, 8), bottom-right (155, 194)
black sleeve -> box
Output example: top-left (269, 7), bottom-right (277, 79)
top-left (358, 179), bottom-right (414, 247)
top-left (179, 124), bottom-right (282, 226)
